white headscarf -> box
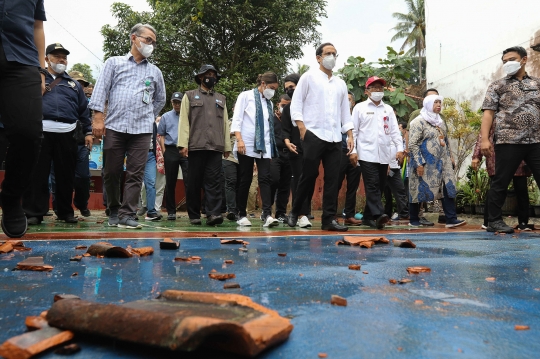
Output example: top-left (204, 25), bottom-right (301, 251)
top-left (420, 94), bottom-right (444, 127)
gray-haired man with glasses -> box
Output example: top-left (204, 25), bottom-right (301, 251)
top-left (90, 23), bottom-right (166, 229)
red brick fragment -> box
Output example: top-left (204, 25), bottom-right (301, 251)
top-left (223, 283), bottom-right (240, 289)
top-left (406, 266), bottom-right (431, 274)
top-left (278, 253), bottom-right (287, 257)
top-left (515, 325), bottom-right (530, 330)
top-left (209, 273), bottom-right (236, 281)
top-left (330, 295), bottom-right (347, 307)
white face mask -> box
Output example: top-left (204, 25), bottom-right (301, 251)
top-left (370, 92), bottom-right (384, 102)
top-left (322, 55), bottom-right (336, 70)
top-left (48, 60), bottom-right (66, 74)
top-left (136, 41), bottom-right (154, 58)
top-left (503, 60), bottom-right (522, 76)
top-left (263, 88), bottom-right (275, 100)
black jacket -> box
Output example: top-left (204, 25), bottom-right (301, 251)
top-left (280, 103), bottom-right (303, 155)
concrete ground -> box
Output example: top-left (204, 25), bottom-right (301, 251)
top-left (0, 211), bottom-right (539, 358)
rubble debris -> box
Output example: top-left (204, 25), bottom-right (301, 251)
top-left (69, 256), bottom-right (82, 262)
top-left (211, 233), bottom-right (218, 237)
top-left (406, 266), bottom-right (431, 274)
top-left (53, 294), bottom-right (81, 303)
top-left (348, 264), bottom-right (361, 270)
top-left (190, 256), bottom-right (201, 261)
top-left (515, 325), bottom-right (530, 331)
top-left (399, 279), bottom-right (413, 284)
top-left (223, 283), bottom-right (241, 289)
top-left (336, 236), bottom-right (390, 249)
top-left (393, 239), bottom-right (416, 248)
top-left (208, 273), bottom-right (236, 281)
top-left (86, 242), bottom-right (132, 258)
top-left (278, 253), bottom-right (287, 257)
top-left (45, 290), bottom-right (293, 357)
top-left (389, 279), bottom-right (397, 284)
top-left (318, 353), bottom-right (328, 358)
top-left (74, 245), bottom-right (87, 250)
top-left (485, 277), bottom-right (496, 282)
top-left (0, 242), bottom-right (14, 253)
top-left (362, 271), bottom-right (369, 274)
top-left (96, 220), bottom-right (104, 224)
top-left (0, 240), bottom-right (31, 252)
top-left (14, 257), bottom-right (53, 272)
top-left (220, 239), bottom-right (248, 245)
top-left (0, 327), bottom-right (74, 359)
top-left (71, 272), bottom-right (78, 277)
top-left (25, 316), bottom-right (49, 331)
top-left (54, 343), bottom-right (81, 355)
top-left (160, 238), bottom-right (180, 250)
top-left (224, 260), bottom-right (234, 264)
top-left (82, 253), bottom-right (91, 257)
top-left (129, 247), bottom-right (154, 257)
top-left (239, 248), bottom-right (248, 252)
top-left (174, 257), bottom-right (191, 262)
top-left (330, 295), bottom-right (347, 307)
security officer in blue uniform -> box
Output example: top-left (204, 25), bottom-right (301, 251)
top-left (22, 43), bottom-right (92, 225)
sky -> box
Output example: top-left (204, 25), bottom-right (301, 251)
top-left (43, 0), bottom-right (408, 80)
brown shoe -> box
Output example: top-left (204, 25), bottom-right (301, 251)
top-left (344, 217), bottom-right (362, 226)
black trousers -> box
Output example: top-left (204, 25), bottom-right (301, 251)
top-left (337, 151), bottom-right (361, 218)
top-left (23, 131), bottom-right (77, 219)
top-left (237, 154), bottom-right (272, 218)
top-left (270, 153), bottom-right (292, 217)
top-left (164, 145), bottom-right (188, 214)
top-left (222, 160), bottom-right (239, 214)
top-left (488, 143), bottom-right (540, 222)
top-left (360, 160), bottom-right (388, 220)
top-left (0, 40), bottom-right (43, 210)
top-left (291, 131), bottom-right (341, 224)
top-left (186, 150), bottom-right (222, 219)
top-left (73, 145), bottom-right (91, 210)
top-left (384, 168), bottom-right (409, 218)
top-left (289, 153), bottom-right (312, 215)
top-left (485, 175), bottom-right (529, 225)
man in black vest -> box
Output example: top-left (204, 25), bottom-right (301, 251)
top-left (178, 65), bottom-right (231, 225)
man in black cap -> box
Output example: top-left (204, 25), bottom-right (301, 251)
top-left (178, 65), bottom-right (231, 225)
top-left (22, 43), bottom-right (92, 225)
top-left (157, 91), bottom-right (188, 220)
top-left (0, 0), bottom-right (46, 237)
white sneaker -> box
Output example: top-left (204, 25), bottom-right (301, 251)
top-left (391, 213), bottom-right (399, 221)
top-left (263, 215), bottom-right (279, 227)
top-left (298, 215), bottom-right (312, 228)
top-left (481, 224), bottom-right (487, 230)
top-left (236, 217), bottom-right (252, 226)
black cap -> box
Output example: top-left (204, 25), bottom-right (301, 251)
top-left (171, 92), bottom-right (183, 101)
top-left (46, 43), bottom-right (70, 56)
top-left (194, 64), bottom-right (221, 84)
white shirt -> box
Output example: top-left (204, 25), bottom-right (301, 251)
top-left (231, 90), bottom-right (272, 159)
top-left (352, 99), bottom-right (403, 164)
top-left (290, 68), bottom-right (353, 142)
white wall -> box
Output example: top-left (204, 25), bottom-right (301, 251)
top-left (425, 0), bottom-right (540, 110)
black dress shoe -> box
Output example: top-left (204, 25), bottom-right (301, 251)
top-left (286, 213), bottom-right (298, 227)
top-left (190, 218), bottom-right (202, 225)
top-left (80, 208), bottom-right (91, 217)
top-left (376, 214), bottom-right (390, 229)
top-left (58, 215), bottom-right (78, 223)
top-left (207, 215), bottom-right (223, 226)
top-left (419, 217), bottom-right (434, 226)
top-left (437, 215), bottom-right (446, 224)
top-left (321, 220), bottom-right (348, 232)
top-left (362, 219), bottom-right (377, 228)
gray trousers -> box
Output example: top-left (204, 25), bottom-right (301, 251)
top-left (103, 129), bottom-right (151, 218)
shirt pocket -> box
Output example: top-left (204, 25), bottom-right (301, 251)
top-left (215, 101), bottom-right (225, 118)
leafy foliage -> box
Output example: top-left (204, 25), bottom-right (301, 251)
top-left (100, 0), bottom-right (326, 114)
top-left (68, 63), bottom-right (96, 84)
top-left (442, 98), bottom-right (482, 177)
top-left (391, 0), bottom-right (425, 81)
top-left (338, 46), bottom-right (418, 118)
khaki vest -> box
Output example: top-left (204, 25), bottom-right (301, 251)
top-left (186, 88), bottom-right (227, 152)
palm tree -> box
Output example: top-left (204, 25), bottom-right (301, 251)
top-left (391, 0), bottom-right (425, 81)
top-left (296, 63), bottom-right (310, 75)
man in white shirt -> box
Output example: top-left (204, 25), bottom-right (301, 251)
top-left (286, 42), bottom-right (354, 232)
top-left (352, 76), bottom-right (403, 229)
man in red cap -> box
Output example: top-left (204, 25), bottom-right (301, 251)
top-left (350, 76), bottom-right (404, 229)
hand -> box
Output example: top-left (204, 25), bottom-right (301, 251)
top-left (92, 113), bottom-right (106, 139)
top-left (417, 165), bottom-right (424, 177)
top-left (299, 126), bottom-right (307, 141)
top-left (396, 151), bottom-right (404, 163)
top-left (224, 151), bottom-right (230, 159)
top-left (286, 142), bottom-right (298, 155)
top-left (471, 158), bottom-right (480, 171)
top-left (84, 135), bottom-right (93, 149)
top-left (349, 153), bottom-right (358, 167)
top-left (179, 147), bottom-right (188, 157)
top-left (480, 138), bottom-right (493, 158)
top-left (346, 135), bottom-right (355, 155)
top-left (40, 73), bottom-right (46, 95)
top-left (237, 139), bottom-right (246, 155)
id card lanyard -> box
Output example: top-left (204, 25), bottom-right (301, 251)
top-left (143, 78), bottom-right (151, 104)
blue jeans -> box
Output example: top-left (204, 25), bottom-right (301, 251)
top-left (144, 151), bottom-right (157, 215)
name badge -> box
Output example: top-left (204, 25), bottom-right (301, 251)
top-left (142, 90), bottom-right (150, 104)
top-left (366, 112), bottom-right (374, 115)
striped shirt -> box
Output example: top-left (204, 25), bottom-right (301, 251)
top-left (89, 53), bottom-right (166, 134)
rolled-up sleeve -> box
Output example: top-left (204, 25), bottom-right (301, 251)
top-left (231, 92), bottom-right (246, 133)
top-left (153, 70), bottom-right (166, 117)
top-left (88, 58), bottom-right (114, 113)
top-left (290, 75), bottom-right (307, 124)
top-left (177, 96), bottom-right (190, 148)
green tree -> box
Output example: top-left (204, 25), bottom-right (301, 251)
top-left (68, 63), bottom-right (96, 84)
top-left (390, 0), bottom-right (425, 81)
top-left (100, 1), bottom-right (326, 113)
top-left (338, 47), bottom-right (418, 118)
top-left (295, 63), bottom-right (310, 75)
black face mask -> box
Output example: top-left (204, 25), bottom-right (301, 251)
top-left (203, 77), bottom-right (216, 88)
top-left (286, 88), bottom-right (295, 99)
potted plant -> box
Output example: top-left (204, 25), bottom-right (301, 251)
top-left (470, 168), bottom-right (489, 215)
top-left (530, 181), bottom-right (540, 217)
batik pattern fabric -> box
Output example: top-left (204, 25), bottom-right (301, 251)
top-left (408, 116), bottom-right (457, 203)
top-left (156, 134), bottom-right (165, 175)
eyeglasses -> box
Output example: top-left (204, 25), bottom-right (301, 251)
top-left (322, 52), bottom-right (338, 58)
top-left (136, 35), bottom-right (157, 47)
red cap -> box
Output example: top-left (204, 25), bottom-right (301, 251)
top-left (365, 76), bottom-right (387, 89)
